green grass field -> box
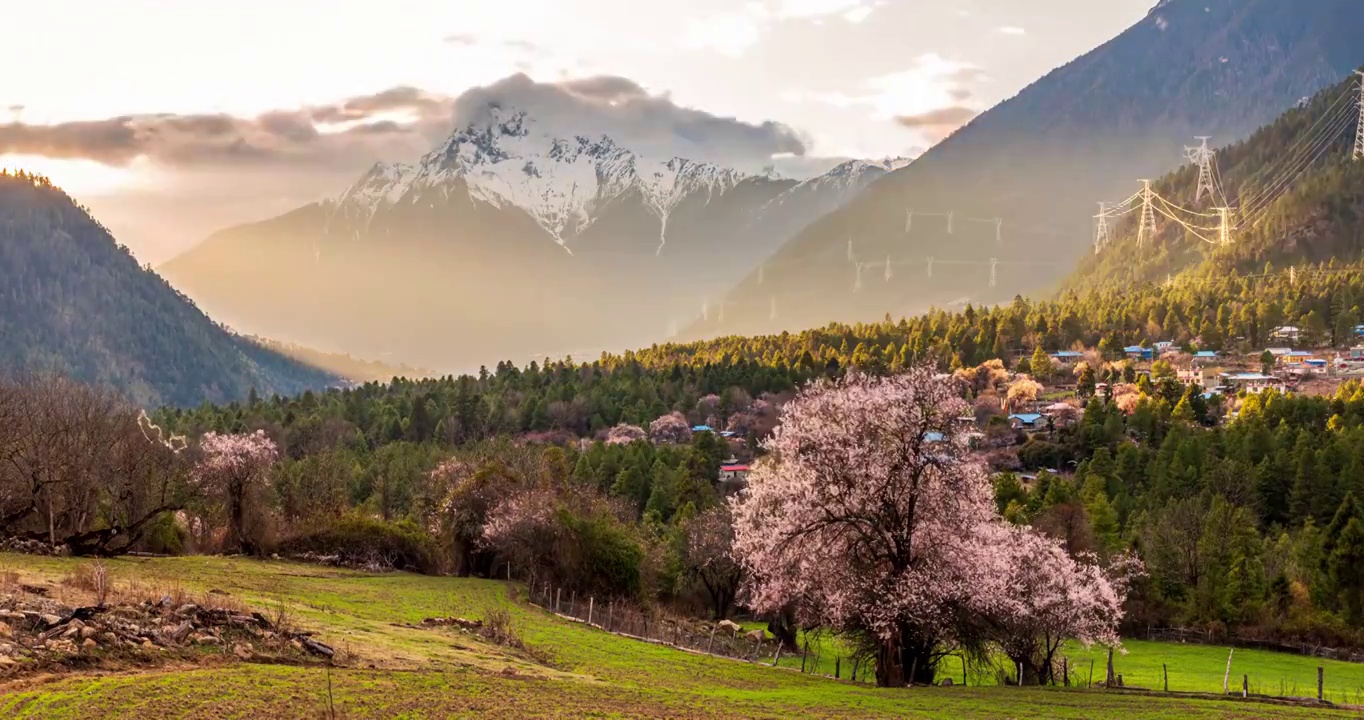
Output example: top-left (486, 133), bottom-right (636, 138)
top-left (0, 553), bottom-right (1357, 719)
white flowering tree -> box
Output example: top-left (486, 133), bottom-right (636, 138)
top-left (192, 431), bottom-right (278, 554)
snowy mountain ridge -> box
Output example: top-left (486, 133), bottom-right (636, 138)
top-left (328, 105), bottom-right (784, 252)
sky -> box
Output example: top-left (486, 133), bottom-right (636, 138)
top-left (0, 0), bottom-right (1154, 263)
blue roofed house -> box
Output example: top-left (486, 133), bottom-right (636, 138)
top-left (691, 425), bottom-right (713, 433)
top-left (1124, 346), bottom-right (1154, 361)
top-left (1192, 351), bottom-right (1219, 364)
top-left (1051, 351), bottom-right (1084, 366)
top-left (1008, 413), bottom-right (1044, 431)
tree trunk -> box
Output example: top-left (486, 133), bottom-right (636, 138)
top-left (767, 607), bottom-right (800, 652)
top-left (875, 627), bottom-right (936, 687)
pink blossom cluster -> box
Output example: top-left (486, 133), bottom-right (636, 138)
top-left (649, 412), bottom-right (692, 445)
top-left (604, 423), bottom-right (647, 446)
top-left (730, 368), bottom-right (1135, 653)
top-left (191, 430), bottom-right (278, 487)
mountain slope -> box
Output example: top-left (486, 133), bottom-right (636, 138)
top-left (0, 172), bottom-right (337, 406)
top-left (699, 0), bottom-right (1364, 339)
top-left (161, 97), bottom-right (901, 369)
top-left (1067, 71), bottom-right (1364, 292)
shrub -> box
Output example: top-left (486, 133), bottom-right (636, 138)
top-left (279, 514), bottom-right (440, 574)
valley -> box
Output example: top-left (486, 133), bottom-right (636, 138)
top-left (8, 1), bottom-right (1364, 717)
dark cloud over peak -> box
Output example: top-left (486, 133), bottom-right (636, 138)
top-left (452, 74), bottom-right (808, 166)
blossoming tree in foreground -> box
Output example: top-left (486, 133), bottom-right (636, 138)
top-left (730, 367), bottom-right (1134, 686)
top-left (192, 430), bottom-right (278, 554)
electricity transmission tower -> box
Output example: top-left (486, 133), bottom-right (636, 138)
top-left (994, 218), bottom-right (1004, 246)
top-left (853, 262), bottom-right (864, 292)
top-left (1355, 72), bottom-right (1364, 161)
top-left (1137, 180), bottom-right (1156, 246)
top-left (769, 296), bottom-right (777, 321)
top-left (1185, 137), bottom-right (1217, 202)
top-left (883, 256), bottom-right (892, 282)
top-left (1094, 202), bottom-right (1110, 254)
top-left (989, 258), bottom-right (998, 288)
top-left (1214, 207), bottom-right (1233, 246)
top-left (926, 256), bottom-right (935, 278)
top-left (905, 209), bottom-right (913, 234)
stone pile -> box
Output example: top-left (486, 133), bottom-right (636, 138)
top-left (0, 590), bottom-right (334, 671)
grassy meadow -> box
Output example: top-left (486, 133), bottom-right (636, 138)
top-left (0, 553), bottom-right (1357, 719)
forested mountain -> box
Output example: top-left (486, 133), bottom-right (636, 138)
top-left (699, 0), bottom-right (1364, 340)
top-left (1069, 72), bottom-right (1364, 292)
top-left (160, 76), bottom-right (905, 370)
top-left (0, 172), bottom-right (337, 406)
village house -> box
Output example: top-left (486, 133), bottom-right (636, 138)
top-left (1220, 372), bottom-right (1281, 393)
top-left (1192, 351), bottom-right (1220, 365)
top-left (1050, 350), bottom-right (1084, 366)
top-left (1270, 326), bottom-right (1302, 343)
top-left (1178, 367), bottom-right (1219, 388)
top-left (1123, 346), bottom-right (1154, 361)
top-left (717, 460), bottom-right (750, 487)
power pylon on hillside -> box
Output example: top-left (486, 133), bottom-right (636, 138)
top-left (1214, 207), bottom-right (1234, 246)
top-left (1137, 180), bottom-right (1156, 247)
top-left (1355, 72), bottom-right (1364, 161)
top-left (1185, 137), bottom-right (1217, 203)
top-left (1094, 202), bottom-right (1110, 254)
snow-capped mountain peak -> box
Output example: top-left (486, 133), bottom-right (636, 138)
top-left (327, 104), bottom-right (780, 250)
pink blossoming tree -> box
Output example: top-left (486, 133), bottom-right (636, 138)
top-left (648, 412), bottom-right (692, 445)
top-left (604, 423), bottom-right (647, 446)
top-left (730, 368), bottom-right (1133, 686)
top-left (192, 430), bottom-right (278, 554)
top-left (991, 524), bottom-right (1141, 685)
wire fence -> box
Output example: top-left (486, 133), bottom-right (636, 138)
top-left (525, 581), bottom-right (880, 682)
top-left (1137, 626), bottom-right (1364, 663)
top-left (522, 581), bottom-right (1364, 706)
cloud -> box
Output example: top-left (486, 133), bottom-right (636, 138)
top-left (995, 26), bottom-right (1026, 35)
top-left (894, 106), bottom-right (979, 143)
top-left (679, 7), bottom-right (769, 58)
top-left (3, 73), bottom-right (808, 179)
top-left (789, 54), bottom-right (981, 120)
top-left (0, 90), bottom-right (452, 171)
top-left (449, 74), bottom-right (808, 167)
top-left (679, 0), bottom-right (878, 57)
top-left (894, 106), bottom-right (979, 128)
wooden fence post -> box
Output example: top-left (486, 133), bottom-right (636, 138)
top-left (801, 642), bottom-right (809, 673)
top-left (1223, 648), bottom-right (1233, 694)
top-left (1242, 674), bottom-right (1248, 698)
top-left (1318, 666), bottom-right (1324, 701)
top-left (1163, 663), bottom-right (1168, 692)
top-left (555, 587), bottom-right (561, 614)
top-left (569, 591), bottom-right (576, 617)
top-left (1016, 662), bottom-right (1022, 687)
top-left (772, 644), bottom-right (783, 667)
top-left (1088, 660), bottom-right (1094, 688)
top-left (835, 656), bottom-right (841, 680)
top-left (962, 655), bottom-right (967, 687)
top-left (1106, 647), bottom-right (1115, 687)
top-left (1063, 658), bottom-right (1069, 687)
top-left (607, 602), bottom-right (614, 631)
top-left (706, 626), bottom-right (716, 654)
top-left (587, 597), bottom-right (594, 626)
